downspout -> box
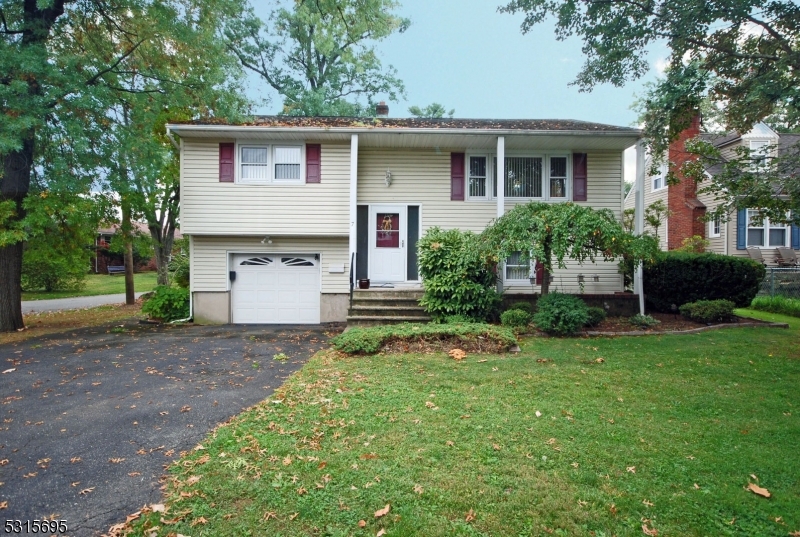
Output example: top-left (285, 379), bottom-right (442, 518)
top-left (634, 140), bottom-right (646, 315)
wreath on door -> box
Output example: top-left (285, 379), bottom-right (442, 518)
top-left (379, 215), bottom-right (394, 241)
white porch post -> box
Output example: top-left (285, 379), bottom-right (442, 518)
top-left (349, 134), bottom-right (359, 286)
top-left (633, 140), bottom-right (646, 315)
top-left (496, 136), bottom-right (505, 218)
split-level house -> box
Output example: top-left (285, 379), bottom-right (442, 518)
top-left (624, 117), bottom-right (800, 260)
top-left (168, 112), bottom-right (640, 324)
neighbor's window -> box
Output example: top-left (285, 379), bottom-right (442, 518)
top-left (505, 251), bottom-right (531, 281)
top-left (652, 163), bottom-right (667, 191)
top-left (750, 140), bottom-right (771, 170)
top-left (240, 146), bottom-right (270, 182)
top-left (709, 215), bottom-right (721, 238)
top-left (274, 146), bottom-right (302, 180)
top-left (747, 209), bottom-right (788, 247)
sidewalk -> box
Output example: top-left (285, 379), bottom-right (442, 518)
top-left (22, 292), bottom-right (147, 314)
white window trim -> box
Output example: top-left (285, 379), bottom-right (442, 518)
top-left (235, 141), bottom-right (306, 184)
top-left (503, 251), bottom-right (534, 284)
top-left (652, 163), bottom-right (667, 192)
top-left (746, 209), bottom-right (789, 248)
top-left (465, 153), bottom-right (572, 202)
top-left (709, 215), bottom-right (721, 238)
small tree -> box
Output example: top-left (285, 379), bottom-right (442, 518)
top-left (644, 199), bottom-right (672, 246)
top-left (408, 103), bottom-right (455, 118)
top-left (482, 202), bottom-right (658, 295)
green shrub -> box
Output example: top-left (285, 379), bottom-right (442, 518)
top-left (500, 309), bottom-right (532, 328)
top-left (417, 227), bottom-right (501, 322)
top-left (169, 237), bottom-right (190, 288)
top-left (644, 252), bottom-right (765, 311)
top-left (532, 292), bottom-right (589, 336)
top-left (21, 235), bottom-right (91, 292)
top-left (330, 323), bottom-right (517, 355)
top-left (585, 307), bottom-right (607, 327)
top-left (444, 314), bottom-right (474, 324)
top-left (750, 296), bottom-right (800, 318)
top-left (679, 299), bottom-right (736, 323)
top-left (507, 301), bottom-right (533, 314)
top-left (629, 314), bottom-right (660, 329)
top-left (141, 285), bottom-right (189, 321)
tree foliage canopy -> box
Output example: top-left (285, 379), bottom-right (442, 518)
top-left (408, 103), bottom-right (454, 118)
top-left (227, 0), bottom-right (409, 116)
top-left (481, 202), bottom-right (659, 294)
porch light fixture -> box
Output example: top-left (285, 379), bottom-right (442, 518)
top-left (577, 274), bottom-right (585, 283)
top-left (592, 274), bottom-right (600, 282)
top-left (385, 168), bottom-right (393, 187)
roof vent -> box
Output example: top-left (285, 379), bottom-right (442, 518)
top-left (376, 101), bottom-right (389, 117)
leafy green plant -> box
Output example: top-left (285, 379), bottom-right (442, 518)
top-left (330, 323), bottom-right (516, 355)
top-left (584, 307), bottom-right (607, 327)
top-left (675, 235), bottom-right (710, 253)
top-left (506, 301), bottom-right (533, 314)
top-left (141, 285), bottom-right (189, 322)
top-left (750, 296), bottom-right (800, 318)
top-left (629, 314), bottom-right (660, 329)
top-left (273, 353), bottom-right (289, 361)
top-left (679, 299), bottom-right (736, 323)
top-left (417, 227), bottom-right (501, 322)
top-left (500, 309), bottom-right (532, 329)
top-left (443, 314), bottom-right (474, 324)
top-left (644, 252), bottom-right (765, 311)
top-left (532, 292), bottom-right (589, 336)
top-left (168, 237), bottom-right (190, 288)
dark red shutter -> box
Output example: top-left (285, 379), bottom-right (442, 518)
top-left (573, 153), bottom-right (587, 201)
top-left (219, 143), bottom-right (234, 182)
top-left (451, 152), bottom-right (465, 201)
top-left (535, 260), bottom-right (544, 285)
top-left (306, 144), bottom-right (321, 183)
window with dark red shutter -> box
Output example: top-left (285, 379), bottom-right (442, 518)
top-left (306, 144), bottom-right (321, 183)
top-left (219, 143), bottom-right (234, 182)
top-left (451, 152), bottom-right (465, 201)
top-left (572, 153), bottom-right (587, 201)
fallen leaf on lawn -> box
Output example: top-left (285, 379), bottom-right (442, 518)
top-left (642, 499), bottom-right (654, 507)
top-left (449, 349), bottom-right (466, 361)
top-left (477, 359), bottom-right (487, 363)
top-left (535, 411), bottom-right (542, 417)
top-left (627, 466), bottom-right (636, 473)
top-left (374, 504), bottom-right (390, 518)
top-left (595, 358), bottom-right (605, 363)
top-left (746, 483), bottom-right (771, 498)
top-left (297, 487), bottom-right (307, 495)
top-left (446, 440), bottom-right (454, 447)
top-left (465, 508), bottom-right (476, 522)
top-left (318, 462), bottom-right (327, 470)
top-left (263, 511), bottom-right (277, 520)
top-left (79, 487), bottom-right (95, 495)
top-left (126, 512), bottom-right (141, 523)
top-left (750, 473), bottom-right (758, 481)
top-left (609, 504), bottom-right (617, 515)
top-left (360, 453), bottom-right (378, 460)
top-left (283, 455), bottom-right (292, 466)
top-left (788, 531), bottom-right (800, 537)
top-left (191, 516), bottom-right (208, 526)
top-left (414, 484), bottom-right (423, 494)
top-left (161, 517), bottom-right (181, 525)
top-left (151, 504), bottom-right (166, 513)
top-left (642, 523), bottom-right (658, 536)
top-left (377, 530), bottom-right (386, 537)
top-left (358, 520), bottom-right (366, 527)
top-left (290, 513), bottom-right (299, 520)
top-left (493, 443), bottom-right (501, 450)
top-left (186, 475), bottom-right (201, 485)
top-left (425, 401), bottom-right (436, 408)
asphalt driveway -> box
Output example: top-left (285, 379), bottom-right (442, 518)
top-left (0, 320), bottom-right (335, 536)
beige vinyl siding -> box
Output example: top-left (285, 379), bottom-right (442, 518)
top-left (358, 149), bottom-right (625, 293)
top-left (696, 188), bottom-right (727, 255)
top-left (191, 235), bottom-right (349, 293)
top-left (181, 140), bottom-right (350, 236)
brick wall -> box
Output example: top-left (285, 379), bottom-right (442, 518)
top-left (667, 114), bottom-right (706, 250)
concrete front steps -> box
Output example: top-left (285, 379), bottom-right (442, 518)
top-left (346, 288), bottom-right (431, 327)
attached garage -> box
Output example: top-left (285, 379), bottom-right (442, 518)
top-left (230, 254), bottom-right (320, 324)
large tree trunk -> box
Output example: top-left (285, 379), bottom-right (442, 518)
top-left (0, 139), bottom-right (34, 331)
top-left (149, 225), bottom-right (175, 287)
top-left (540, 242), bottom-right (552, 295)
top-left (121, 200), bottom-right (135, 305)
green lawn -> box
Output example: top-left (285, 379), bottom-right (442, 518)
top-left (22, 272), bottom-right (159, 301)
top-left (127, 314), bottom-right (800, 536)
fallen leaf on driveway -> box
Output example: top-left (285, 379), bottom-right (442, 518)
top-left (2, 368), bottom-right (15, 374)
top-left (374, 504), bottom-right (390, 518)
top-left (180, 405), bottom-right (191, 413)
top-left (0, 501), bottom-right (7, 509)
top-left (79, 487), bottom-right (95, 495)
top-left (746, 483), bottom-right (771, 498)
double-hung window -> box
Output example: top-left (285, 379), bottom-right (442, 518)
top-left (652, 163), bottom-right (667, 191)
top-left (466, 154), bottom-right (570, 201)
top-left (747, 209), bottom-right (788, 247)
top-left (709, 215), bottom-right (721, 238)
top-left (505, 251), bottom-right (532, 281)
top-left (750, 140), bottom-right (771, 171)
top-left (238, 144), bottom-right (304, 184)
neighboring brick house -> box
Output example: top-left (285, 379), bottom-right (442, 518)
top-left (624, 120), bottom-right (800, 262)
top-left (168, 111), bottom-right (641, 324)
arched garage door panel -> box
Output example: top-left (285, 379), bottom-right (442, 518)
top-left (231, 255), bottom-right (320, 324)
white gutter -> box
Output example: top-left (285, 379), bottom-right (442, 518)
top-left (165, 126), bottom-right (181, 150)
top-left (166, 124), bottom-right (642, 138)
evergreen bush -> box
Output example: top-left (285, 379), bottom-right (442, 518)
top-left (585, 307), bottom-right (607, 327)
top-left (679, 299), bottom-right (736, 323)
top-left (532, 292), bottom-right (589, 336)
top-left (500, 309), bottom-right (532, 328)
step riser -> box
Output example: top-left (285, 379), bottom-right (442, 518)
top-left (352, 291), bottom-right (424, 300)
top-left (351, 299), bottom-right (422, 308)
top-left (347, 318), bottom-right (430, 327)
top-left (348, 308), bottom-right (427, 317)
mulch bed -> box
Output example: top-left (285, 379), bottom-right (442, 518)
top-left (381, 336), bottom-right (509, 355)
top-left (582, 312), bottom-right (775, 335)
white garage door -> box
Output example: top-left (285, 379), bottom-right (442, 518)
top-left (231, 254), bottom-right (320, 324)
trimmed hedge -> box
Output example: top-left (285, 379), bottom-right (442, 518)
top-left (532, 292), bottom-right (589, 336)
top-left (507, 301), bottom-right (533, 314)
top-left (331, 323), bottom-right (517, 355)
top-left (679, 299), bottom-right (736, 323)
top-left (585, 307), bottom-right (607, 327)
top-left (644, 252), bottom-right (765, 312)
top-left (629, 314), bottom-right (660, 329)
top-left (500, 309), bottom-right (532, 328)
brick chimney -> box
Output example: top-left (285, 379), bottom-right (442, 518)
top-left (667, 113), bottom-right (706, 250)
top-left (376, 101), bottom-right (389, 117)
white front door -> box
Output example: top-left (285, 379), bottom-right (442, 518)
top-left (369, 205), bottom-right (406, 282)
